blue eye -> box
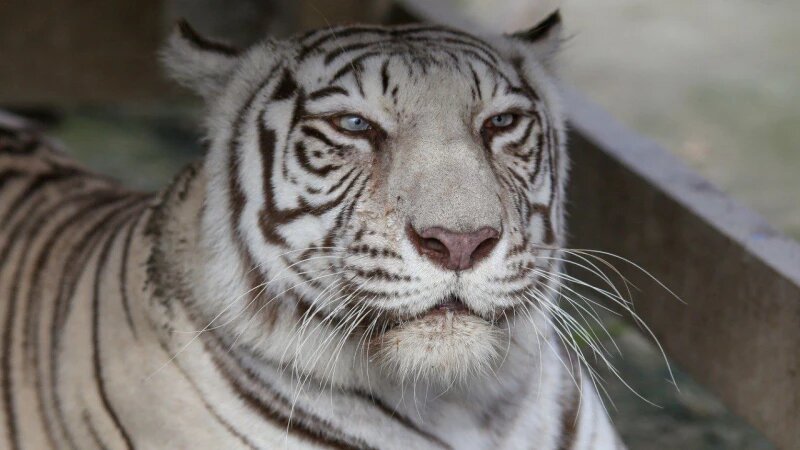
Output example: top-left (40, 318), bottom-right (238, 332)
top-left (336, 114), bottom-right (372, 132)
top-left (488, 113), bottom-right (516, 128)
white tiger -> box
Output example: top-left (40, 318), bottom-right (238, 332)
top-left (0, 10), bottom-right (626, 449)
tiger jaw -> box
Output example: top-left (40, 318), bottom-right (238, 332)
top-left (364, 293), bottom-right (513, 386)
top-left (372, 298), bottom-right (505, 386)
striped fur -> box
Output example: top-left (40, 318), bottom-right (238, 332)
top-left (0, 12), bottom-right (626, 449)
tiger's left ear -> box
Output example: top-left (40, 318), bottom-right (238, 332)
top-left (509, 10), bottom-right (563, 68)
top-left (161, 20), bottom-right (241, 100)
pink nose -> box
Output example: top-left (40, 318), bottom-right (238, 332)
top-left (407, 225), bottom-right (500, 271)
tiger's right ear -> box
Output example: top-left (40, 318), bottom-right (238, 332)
top-left (509, 10), bottom-right (563, 69)
top-left (161, 20), bottom-right (241, 99)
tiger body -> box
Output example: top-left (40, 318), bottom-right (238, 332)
top-left (0, 13), bottom-right (625, 450)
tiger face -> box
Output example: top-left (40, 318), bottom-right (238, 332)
top-left (164, 14), bottom-right (566, 387)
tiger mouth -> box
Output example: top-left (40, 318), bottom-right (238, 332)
top-left (424, 295), bottom-right (520, 325)
top-left (382, 295), bottom-right (474, 328)
top-left (377, 294), bottom-right (510, 334)
top-left (429, 295), bottom-right (470, 315)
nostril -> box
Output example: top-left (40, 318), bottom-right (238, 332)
top-left (406, 224), bottom-right (450, 264)
top-left (421, 237), bottom-right (449, 257)
top-left (470, 235), bottom-right (499, 265)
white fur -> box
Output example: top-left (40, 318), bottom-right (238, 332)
top-left (134, 12), bottom-right (627, 449)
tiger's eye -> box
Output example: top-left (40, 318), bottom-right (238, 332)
top-left (336, 115), bottom-right (371, 132)
top-left (488, 113), bottom-right (515, 128)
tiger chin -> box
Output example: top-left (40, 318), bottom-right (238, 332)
top-left (0, 8), bottom-right (628, 450)
top-left (374, 297), bottom-right (505, 387)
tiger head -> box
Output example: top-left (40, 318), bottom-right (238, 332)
top-left (163, 12), bottom-right (566, 388)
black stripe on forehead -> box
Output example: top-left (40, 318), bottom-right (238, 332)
top-left (293, 24), bottom-right (549, 104)
top-left (320, 34), bottom-right (500, 67)
top-left (307, 86), bottom-right (349, 101)
top-left (299, 24), bottom-right (499, 62)
top-left (294, 30), bottom-right (544, 108)
top-left (300, 24), bottom-right (450, 53)
top-left (329, 51), bottom-right (385, 84)
top-left (380, 60), bottom-right (390, 94)
top-left (402, 35), bottom-right (499, 63)
top-left (271, 69), bottom-right (298, 101)
top-left (323, 48), bottom-right (507, 92)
